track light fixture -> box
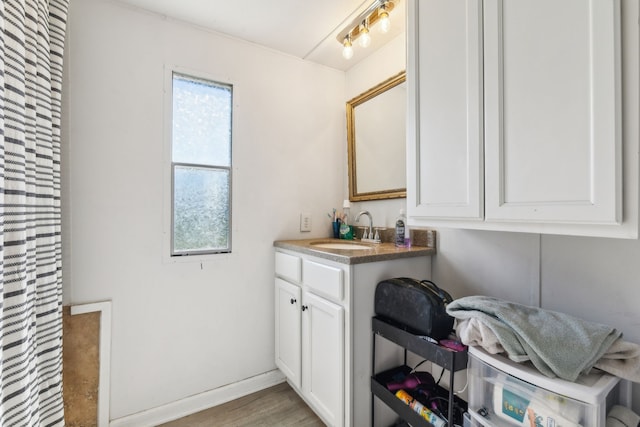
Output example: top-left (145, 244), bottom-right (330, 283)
top-left (338, 0), bottom-right (395, 60)
top-left (358, 20), bottom-right (371, 48)
top-left (342, 35), bottom-right (354, 59)
top-left (378, 2), bottom-right (391, 33)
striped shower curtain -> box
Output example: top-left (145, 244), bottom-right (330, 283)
top-left (0, 0), bottom-right (69, 426)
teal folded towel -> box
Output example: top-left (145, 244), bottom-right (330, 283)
top-left (447, 296), bottom-right (621, 381)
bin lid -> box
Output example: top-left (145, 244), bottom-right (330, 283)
top-left (469, 346), bottom-right (619, 404)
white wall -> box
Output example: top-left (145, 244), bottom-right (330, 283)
top-left (62, 0), bottom-right (346, 420)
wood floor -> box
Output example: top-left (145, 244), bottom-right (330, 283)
top-left (158, 382), bottom-right (326, 427)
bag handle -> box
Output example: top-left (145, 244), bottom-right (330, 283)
top-left (419, 280), bottom-right (452, 304)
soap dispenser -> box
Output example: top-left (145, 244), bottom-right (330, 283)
top-left (395, 209), bottom-right (409, 248)
top-left (340, 200), bottom-right (353, 239)
top-left (342, 199), bottom-right (351, 225)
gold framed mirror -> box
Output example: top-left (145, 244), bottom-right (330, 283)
top-left (347, 71), bottom-right (406, 202)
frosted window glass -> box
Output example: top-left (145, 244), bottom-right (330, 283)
top-left (173, 74), bottom-right (232, 166)
top-left (173, 166), bottom-right (230, 253)
top-left (171, 72), bottom-right (232, 255)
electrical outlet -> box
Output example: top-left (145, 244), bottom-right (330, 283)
top-left (300, 213), bottom-right (312, 232)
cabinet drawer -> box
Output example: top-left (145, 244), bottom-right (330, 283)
top-left (275, 251), bottom-right (301, 283)
top-left (303, 259), bottom-right (343, 302)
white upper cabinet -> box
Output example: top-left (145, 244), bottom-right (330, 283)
top-left (407, 0), bottom-right (484, 220)
top-left (484, 0), bottom-right (621, 224)
top-left (407, 0), bottom-right (638, 238)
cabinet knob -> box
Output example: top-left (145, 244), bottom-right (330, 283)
top-left (290, 298), bottom-right (297, 304)
top-left (302, 305), bottom-right (308, 311)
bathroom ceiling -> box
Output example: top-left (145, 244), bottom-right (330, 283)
top-left (114, 0), bottom-right (406, 71)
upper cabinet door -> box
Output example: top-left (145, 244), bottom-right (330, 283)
top-left (407, 0), bottom-right (484, 220)
top-left (483, 0), bottom-right (622, 224)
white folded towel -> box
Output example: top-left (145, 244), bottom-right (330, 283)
top-left (607, 405), bottom-right (640, 427)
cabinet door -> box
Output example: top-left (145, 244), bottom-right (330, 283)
top-left (484, 0), bottom-right (621, 224)
top-left (275, 278), bottom-right (301, 389)
top-left (302, 291), bottom-right (344, 427)
top-left (407, 0), bottom-right (484, 220)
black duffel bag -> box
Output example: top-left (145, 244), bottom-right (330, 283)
top-left (374, 278), bottom-right (454, 340)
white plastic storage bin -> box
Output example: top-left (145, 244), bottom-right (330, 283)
top-left (467, 346), bottom-right (620, 427)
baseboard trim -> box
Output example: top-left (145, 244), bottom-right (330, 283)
top-left (109, 370), bottom-right (286, 427)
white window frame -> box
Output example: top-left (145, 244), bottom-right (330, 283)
top-left (163, 65), bottom-right (234, 261)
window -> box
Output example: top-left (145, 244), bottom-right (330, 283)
top-left (171, 72), bottom-right (232, 256)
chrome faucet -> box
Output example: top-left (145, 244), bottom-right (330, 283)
top-left (355, 210), bottom-right (374, 240)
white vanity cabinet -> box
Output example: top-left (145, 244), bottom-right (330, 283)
top-left (407, 0), bottom-right (639, 238)
top-left (300, 288), bottom-right (344, 424)
top-left (274, 277), bottom-right (302, 389)
top-left (274, 242), bottom-right (432, 427)
top-left (275, 252), bottom-right (345, 427)
top-left (275, 282), bottom-right (345, 424)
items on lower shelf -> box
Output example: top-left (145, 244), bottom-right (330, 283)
top-left (372, 365), bottom-right (467, 426)
top-left (371, 316), bottom-right (469, 427)
top-left (395, 389), bottom-right (446, 427)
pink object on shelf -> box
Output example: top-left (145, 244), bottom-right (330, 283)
top-left (386, 372), bottom-right (435, 392)
top-left (440, 339), bottom-right (467, 352)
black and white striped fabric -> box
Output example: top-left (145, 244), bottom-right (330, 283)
top-left (0, 0), bottom-right (69, 425)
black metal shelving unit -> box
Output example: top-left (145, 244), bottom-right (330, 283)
top-left (371, 316), bottom-right (468, 427)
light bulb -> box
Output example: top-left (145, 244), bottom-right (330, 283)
top-left (359, 26), bottom-right (371, 48)
top-left (342, 37), bottom-right (354, 60)
top-left (379, 11), bottom-right (390, 33)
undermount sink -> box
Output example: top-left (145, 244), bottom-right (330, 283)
top-left (310, 242), bottom-right (373, 251)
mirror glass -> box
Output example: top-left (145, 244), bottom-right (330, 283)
top-left (347, 72), bottom-right (406, 201)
